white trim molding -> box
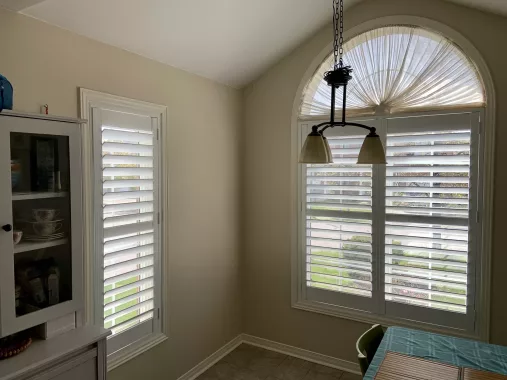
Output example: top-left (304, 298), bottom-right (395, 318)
top-left (242, 335), bottom-right (361, 375)
top-left (176, 334), bottom-right (360, 380)
top-left (177, 335), bottom-right (243, 380)
top-left (290, 16), bottom-right (495, 343)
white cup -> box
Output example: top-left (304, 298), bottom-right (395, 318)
top-left (32, 209), bottom-right (60, 222)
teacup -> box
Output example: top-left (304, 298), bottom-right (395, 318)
top-left (32, 221), bottom-right (62, 237)
top-left (13, 230), bottom-right (23, 245)
top-left (33, 209), bottom-right (60, 222)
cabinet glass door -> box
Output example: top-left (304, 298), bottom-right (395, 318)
top-left (10, 132), bottom-right (73, 317)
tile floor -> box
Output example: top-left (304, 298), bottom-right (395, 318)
top-left (196, 344), bottom-right (362, 380)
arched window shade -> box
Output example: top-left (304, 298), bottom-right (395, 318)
top-left (300, 26), bottom-right (485, 117)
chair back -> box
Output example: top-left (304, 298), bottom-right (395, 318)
top-left (356, 324), bottom-right (385, 376)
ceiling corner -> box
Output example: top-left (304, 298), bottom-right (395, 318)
top-left (0, 0), bottom-right (47, 12)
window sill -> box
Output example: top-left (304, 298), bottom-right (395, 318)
top-left (107, 332), bottom-right (168, 371)
top-left (292, 299), bottom-right (485, 342)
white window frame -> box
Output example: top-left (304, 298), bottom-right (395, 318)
top-left (292, 108), bottom-right (491, 341)
top-left (80, 89), bottom-right (168, 370)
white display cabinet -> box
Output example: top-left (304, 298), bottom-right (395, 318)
top-left (0, 111), bottom-right (84, 338)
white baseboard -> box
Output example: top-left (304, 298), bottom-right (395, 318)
top-left (177, 333), bottom-right (361, 380)
top-left (177, 335), bottom-right (243, 380)
top-left (242, 334), bottom-right (361, 375)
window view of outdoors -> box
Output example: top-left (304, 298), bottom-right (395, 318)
top-left (385, 130), bottom-right (470, 314)
top-left (101, 124), bottom-right (156, 335)
top-left (306, 135), bottom-right (373, 297)
top-left (304, 129), bottom-right (471, 314)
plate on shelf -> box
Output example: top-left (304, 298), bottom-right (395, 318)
top-left (18, 219), bottom-right (64, 224)
top-left (24, 233), bottom-right (65, 242)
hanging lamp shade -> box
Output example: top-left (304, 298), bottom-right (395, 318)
top-left (357, 133), bottom-right (387, 164)
top-left (298, 0), bottom-right (389, 166)
top-left (323, 136), bottom-right (333, 163)
top-left (299, 131), bottom-right (332, 163)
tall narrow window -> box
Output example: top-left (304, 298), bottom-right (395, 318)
top-left (97, 109), bottom-right (160, 354)
top-left (82, 89), bottom-right (166, 364)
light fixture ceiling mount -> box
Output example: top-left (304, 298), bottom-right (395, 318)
top-left (299, 0), bottom-right (387, 165)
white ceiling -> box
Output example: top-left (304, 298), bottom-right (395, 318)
top-left (14, 0), bottom-right (507, 88)
top-left (0, 0), bottom-right (45, 11)
top-left (20, 0), bottom-right (360, 88)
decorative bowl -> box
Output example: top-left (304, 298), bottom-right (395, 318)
top-left (13, 231), bottom-right (22, 245)
top-left (0, 332), bottom-right (32, 360)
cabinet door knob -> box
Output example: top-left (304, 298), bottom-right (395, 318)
top-left (2, 224), bottom-right (12, 232)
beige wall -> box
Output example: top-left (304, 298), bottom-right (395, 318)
top-left (0, 8), bottom-right (243, 380)
top-left (243, 0), bottom-right (507, 363)
top-left (2, 0), bottom-right (507, 375)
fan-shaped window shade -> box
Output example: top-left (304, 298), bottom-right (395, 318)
top-left (300, 26), bottom-right (485, 117)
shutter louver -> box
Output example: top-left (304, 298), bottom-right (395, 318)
top-left (384, 129), bottom-right (471, 314)
top-left (101, 120), bottom-right (157, 335)
top-left (306, 135), bottom-right (373, 298)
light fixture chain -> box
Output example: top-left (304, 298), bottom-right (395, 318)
top-left (339, 0), bottom-right (344, 67)
top-left (300, 0), bottom-right (387, 164)
top-left (332, 0), bottom-right (345, 69)
top-left (332, 0), bottom-right (339, 69)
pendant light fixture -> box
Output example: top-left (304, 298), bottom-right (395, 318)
top-left (299, 0), bottom-right (387, 165)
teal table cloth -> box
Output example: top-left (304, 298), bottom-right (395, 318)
top-left (364, 326), bottom-right (507, 379)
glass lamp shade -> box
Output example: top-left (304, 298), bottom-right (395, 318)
top-left (323, 136), bottom-right (333, 163)
top-left (299, 131), bottom-right (332, 164)
top-left (357, 133), bottom-right (387, 164)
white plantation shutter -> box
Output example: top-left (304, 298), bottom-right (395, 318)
top-left (93, 108), bottom-right (162, 354)
top-left (383, 113), bottom-right (478, 329)
top-left (303, 123), bottom-right (378, 312)
top-left (299, 112), bottom-right (480, 332)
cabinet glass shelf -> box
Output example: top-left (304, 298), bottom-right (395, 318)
top-left (14, 239), bottom-right (69, 254)
top-left (12, 192), bottom-right (69, 201)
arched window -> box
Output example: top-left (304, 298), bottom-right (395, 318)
top-left (300, 26), bottom-right (485, 117)
top-left (295, 25), bottom-right (488, 336)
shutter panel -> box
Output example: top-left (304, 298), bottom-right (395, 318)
top-left (306, 133), bottom-right (373, 301)
top-left (100, 117), bottom-right (157, 335)
top-left (384, 124), bottom-right (471, 316)
top-left (300, 113), bottom-right (480, 331)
